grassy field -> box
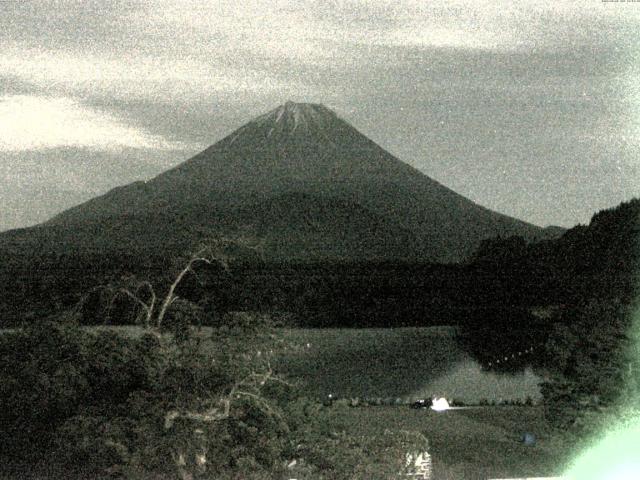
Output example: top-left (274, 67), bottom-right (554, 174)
top-left (323, 404), bottom-right (570, 480)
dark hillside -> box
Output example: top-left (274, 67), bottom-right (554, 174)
top-left (472, 197), bottom-right (640, 304)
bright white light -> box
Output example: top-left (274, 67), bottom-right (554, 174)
top-left (431, 397), bottom-right (450, 412)
top-left (0, 95), bottom-right (188, 151)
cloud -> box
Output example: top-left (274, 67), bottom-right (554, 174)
top-left (132, 0), bottom-right (507, 58)
top-left (0, 46), bottom-right (317, 104)
top-left (2, 1), bottom-right (637, 107)
top-left (331, 0), bottom-right (640, 52)
top-left (139, 1), bottom-right (329, 60)
top-left (0, 95), bottom-right (192, 151)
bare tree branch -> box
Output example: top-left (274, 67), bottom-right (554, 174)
top-left (134, 281), bottom-right (156, 328)
top-left (156, 253), bottom-right (213, 328)
top-left (70, 284), bottom-right (112, 321)
top-left (116, 287), bottom-right (155, 328)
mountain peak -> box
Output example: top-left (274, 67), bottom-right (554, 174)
top-left (252, 101), bottom-right (337, 134)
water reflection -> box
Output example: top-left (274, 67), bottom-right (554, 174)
top-left (278, 327), bottom-right (542, 403)
top-left (412, 360), bottom-right (541, 404)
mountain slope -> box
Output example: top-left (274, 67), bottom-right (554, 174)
top-left (21, 101), bottom-right (557, 262)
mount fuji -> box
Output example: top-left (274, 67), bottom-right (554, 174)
top-left (4, 101), bottom-right (560, 262)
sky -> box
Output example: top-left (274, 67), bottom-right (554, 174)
top-left (1, 0), bottom-right (639, 232)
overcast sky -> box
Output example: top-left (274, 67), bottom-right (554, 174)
top-left (1, 0), bottom-right (639, 231)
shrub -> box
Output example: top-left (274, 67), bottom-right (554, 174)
top-left (1, 317), bottom-right (439, 478)
top-left (0, 322), bottom-right (92, 459)
top-left (540, 301), bottom-right (635, 434)
top-left (0, 315), bottom-right (291, 476)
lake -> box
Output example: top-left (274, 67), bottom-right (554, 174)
top-left (278, 327), bottom-right (542, 404)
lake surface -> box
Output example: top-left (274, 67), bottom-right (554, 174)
top-left (278, 327), bottom-right (542, 403)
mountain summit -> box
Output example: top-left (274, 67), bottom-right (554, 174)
top-left (17, 102), bottom-right (560, 262)
top-left (248, 101), bottom-right (336, 134)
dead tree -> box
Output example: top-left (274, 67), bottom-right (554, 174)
top-left (103, 238), bottom-right (257, 331)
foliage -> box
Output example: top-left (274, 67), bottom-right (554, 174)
top-left (470, 235), bottom-right (528, 263)
top-left (540, 301), bottom-right (637, 435)
top-left (0, 315), bottom-right (427, 478)
top-left (0, 322), bottom-right (92, 459)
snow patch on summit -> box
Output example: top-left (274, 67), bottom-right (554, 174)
top-left (227, 101), bottom-right (336, 145)
top-left (254, 101), bottom-right (335, 133)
